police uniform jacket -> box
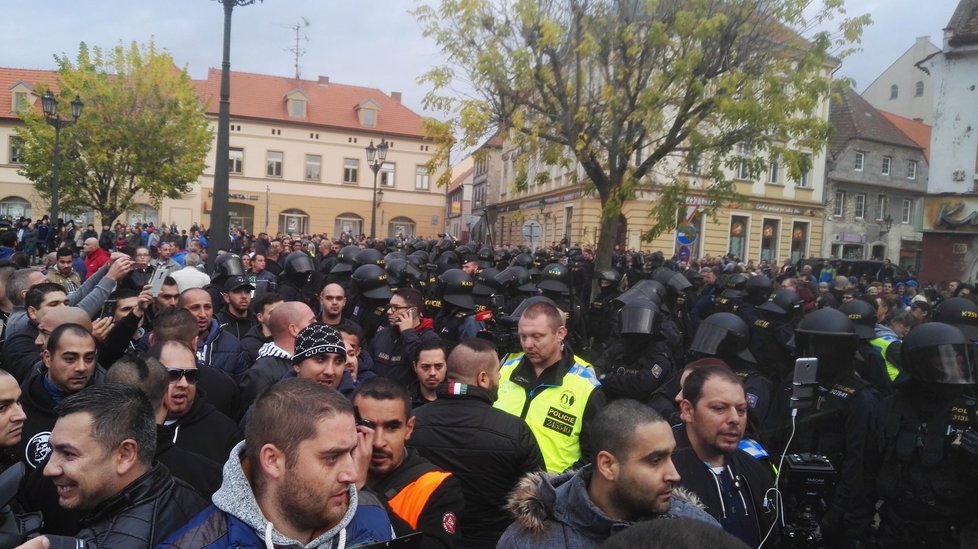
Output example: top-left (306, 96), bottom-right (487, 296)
top-left (368, 324), bottom-right (442, 387)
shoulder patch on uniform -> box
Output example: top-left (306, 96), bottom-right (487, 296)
top-left (651, 364), bottom-right (663, 378)
top-left (25, 431), bottom-right (51, 469)
top-left (746, 393), bottom-right (759, 408)
top-left (442, 512), bottom-right (457, 534)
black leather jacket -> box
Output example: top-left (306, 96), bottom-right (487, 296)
top-left (76, 462), bottom-right (208, 547)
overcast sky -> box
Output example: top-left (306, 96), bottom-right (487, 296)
top-left (0, 0), bottom-right (958, 117)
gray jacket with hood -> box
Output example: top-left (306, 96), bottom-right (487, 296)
top-left (497, 465), bottom-right (720, 549)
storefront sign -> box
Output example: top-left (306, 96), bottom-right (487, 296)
top-left (842, 233), bottom-right (865, 243)
top-left (754, 203), bottom-right (804, 215)
top-left (208, 191), bottom-right (260, 201)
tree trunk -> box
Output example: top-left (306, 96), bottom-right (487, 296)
top-left (591, 211), bottom-right (621, 301)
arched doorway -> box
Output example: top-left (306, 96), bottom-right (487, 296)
top-left (334, 213), bottom-right (363, 238)
top-left (0, 196), bottom-right (31, 221)
top-left (388, 216), bottom-right (415, 238)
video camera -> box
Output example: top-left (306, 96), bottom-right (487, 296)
top-left (780, 452), bottom-right (837, 548)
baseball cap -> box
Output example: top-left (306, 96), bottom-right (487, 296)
top-left (224, 275), bottom-right (255, 293)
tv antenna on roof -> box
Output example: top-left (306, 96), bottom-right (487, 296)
top-left (287, 17), bottom-right (310, 79)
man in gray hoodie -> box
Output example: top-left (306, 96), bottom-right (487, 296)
top-left (498, 399), bottom-right (720, 548)
top-left (160, 378), bottom-right (393, 548)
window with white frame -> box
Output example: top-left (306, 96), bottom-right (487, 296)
top-left (737, 143), bottom-right (751, 180)
top-left (854, 151), bottom-right (864, 171)
top-left (854, 193), bottom-right (866, 219)
top-left (8, 137), bottom-right (23, 164)
top-left (12, 92), bottom-right (29, 113)
top-left (343, 158), bottom-right (359, 183)
top-left (915, 81), bottom-right (924, 97)
top-left (881, 156), bottom-right (891, 175)
top-left (797, 152), bottom-right (812, 187)
top-left (768, 154), bottom-right (780, 184)
top-left (266, 151), bottom-right (283, 177)
top-left (228, 148), bottom-right (243, 174)
top-left (902, 199), bottom-right (913, 223)
top-left (304, 154), bottom-right (321, 181)
top-left (380, 162), bottom-right (395, 187)
top-left (834, 190), bottom-right (845, 217)
top-left (907, 160), bottom-right (917, 180)
top-left (415, 165), bottom-right (430, 190)
top-left (877, 195), bottom-right (888, 221)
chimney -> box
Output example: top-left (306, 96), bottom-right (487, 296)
top-left (318, 76), bottom-right (330, 86)
top-left (391, 91), bottom-right (402, 103)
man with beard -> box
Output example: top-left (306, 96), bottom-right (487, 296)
top-left (408, 341), bottom-right (447, 409)
top-left (46, 248), bottom-right (81, 292)
top-left (497, 399), bottom-right (718, 548)
top-left (671, 365), bottom-right (778, 547)
top-left (216, 276), bottom-right (258, 342)
top-left (161, 378), bottom-right (392, 548)
top-left (354, 377), bottom-right (464, 548)
top-left (410, 338), bottom-right (544, 548)
top-left (318, 283), bottom-right (347, 326)
top-left (179, 288), bottom-right (246, 377)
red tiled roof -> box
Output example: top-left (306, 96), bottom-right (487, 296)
top-left (880, 111), bottom-right (932, 162)
top-left (192, 69), bottom-right (425, 138)
top-left (0, 68), bottom-right (59, 120)
top-left (448, 166), bottom-right (474, 193)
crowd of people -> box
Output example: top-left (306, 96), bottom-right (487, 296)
top-left (0, 219), bottom-right (972, 548)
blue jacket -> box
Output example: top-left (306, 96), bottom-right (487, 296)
top-left (198, 319), bottom-right (247, 377)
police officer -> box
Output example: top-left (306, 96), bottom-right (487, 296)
top-left (788, 308), bottom-right (880, 546)
top-left (593, 297), bottom-right (674, 402)
top-left (537, 263), bottom-right (588, 355)
top-left (689, 312), bottom-right (772, 426)
top-left (433, 268), bottom-right (481, 350)
top-left (326, 244), bottom-right (360, 297)
top-left (587, 269), bottom-right (621, 353)
top-left (349, 263), bottom-right (394, 341)
top-left (277, 251), bottom-right (319, 310)
top-left (738, 274), bottom-right (773, 326)
top-left (838, 298), bottom-right (896, 396)
top-left (713, 273), bottom-right (748, 314)
top-left (873, 322), bottom-right (978, 547)
top-left (205, 253), bottom-right (245, 313)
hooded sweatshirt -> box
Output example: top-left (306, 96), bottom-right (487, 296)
top-left (159, 441), bottom-right (393, 549)
top-left (497, 465), bottom-right (719, 549)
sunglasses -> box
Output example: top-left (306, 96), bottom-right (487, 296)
top-left (166, 368), bottom-right (200, 384)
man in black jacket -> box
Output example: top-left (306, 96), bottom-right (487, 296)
top-left (354, 377), bottom-right (464, 549)
top-left (671, 364), bottom-right (778, 547)
top-left (369, 288), bottom-right (442, 386)
top-left (147, 340), bottom-right (243, 464)
top-left (410, 338), bottom-right (544, 549)
top-left (43, 383), bottom-right (207, 546)
top-left (217, 276), bottom-right (258, 342)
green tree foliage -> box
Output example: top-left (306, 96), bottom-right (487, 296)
top-left (415, 0), bottom-right (868, 275)
top-left (16, 41), bottom-right (212, 224)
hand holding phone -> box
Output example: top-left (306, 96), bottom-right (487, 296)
top-left (791, 358), bottom-right (818, 410)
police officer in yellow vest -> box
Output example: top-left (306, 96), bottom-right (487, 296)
top-left (495, 297), bottom-right (606, 473)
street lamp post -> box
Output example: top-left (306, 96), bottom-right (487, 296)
top-left (41, 91), bottom-right (83, 242)
top-left (366, 139), bottom-right (389, 239)
top-left (210, 0), bottom-right (261, 269)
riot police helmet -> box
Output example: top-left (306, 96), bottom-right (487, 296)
top-left (619, 297), bottom-right (663, 336)
top-left (495, 266), bottom-right (536, 293)
top-left (744, 275), bottom-right (774, 305)
top-left (837, 298), bottom-right (878, 339)
top-left (933, 297), bottom-right (978, 341)
top-left (537, 263), bottom-right (571, 294)
top-left (794, 308), bottom-right (859, 381)
top-left (503, 295), bottom-right (559, 324)
top-left (385, 258), bottom-right (422, 287)
top-left (473, 267), bottom-right (503, 297)
top-left (212, 253), bottom-right (245, 282)
top-left (435, 250), bottom-right (461, 274)
top-left (690, 312), bottom-right (755, 363)
top-left (719, 273), bottom-right (749, 299)
top-left (758, 288), bottom-right (804, 318)
top-left (438, 268), bottom-right (475, 310)
top-left (596, 269), bottom-right (621, 285)
top-left (614, 283), bottom-right (663, 308)
top-left (284, 251), bottom-right (314, 276)
top-left (355, 248), bottom-right (385, 269)
top-left (900, 322), bottom-right (976, 385)
top-left (477, 246), bottom-right (494, 269)
top-left (332, 245), bottom-right (362, 274)
top-left (352, 264), bottom-right (393, 300)
top-left (653, 267), bottom-right (693, 294)
top-left (385, 251), bottom-right (407, 262)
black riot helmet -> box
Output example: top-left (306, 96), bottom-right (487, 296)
top-left (435, 250), bottom-right (461, 274)
top-left (355, 248), bottom-right (385, 269)
top-left (503, 295), bottom-right (559, 325)
top-left (614, 282), bottom-right (663, 309)
top-left (690, 312), bottom-right (755, 364)
top-left (758, 289), bottom-right (803, 319)
top-left (477, 246), bottom-right (494, 269)
top-left (719, 273), bottom-right (749, 300)
top-left (385, 258), bottom-right (422, 287)
top-left (619, 297), bottom-right (663, 336)
top-left (495, 266), bottom-right (536, 293)
top-left (933, 297), bottom-right (978, 341)
top-left (795, 308), bottom-right (858, 382)
top-left (385, 251), bottom-right (407, 262)
top-left (473, 267), bottom-right (503, 297)
top-left (901, 322), bottom-right (976, 385)
top-left (653, 267), bottom-right (692, 294)
top-left (283, 252), bottom-right (314, 285)
top-left (438, 268), bottom-right (475, 310)
top-left (537, 263), bottom-right (571, 294)
top-left (212, 253), bottom-right (244, 282)
top-left (332, 245), bottom-right (362, 275)
top-left (352, 264), bottom-right (393, 300)
top-left (837, 298), bottom-right (878, 340)
top-left (596, 269), bottom-right (621, 285)
top-left (744, 275), bottom-right (774, 306)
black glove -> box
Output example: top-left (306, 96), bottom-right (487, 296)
top-left (960, 429), bottom-right (978, 458)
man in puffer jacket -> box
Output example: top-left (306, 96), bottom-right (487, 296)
top-left (159, 378), bottom-right (392, 549)
top-left (497, 399), bottom-right (720, 548)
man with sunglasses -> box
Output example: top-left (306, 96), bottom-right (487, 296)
top-left (147, 340), bottom-right (242, 464)
top-left (368, 288), bottom-right (442, 387)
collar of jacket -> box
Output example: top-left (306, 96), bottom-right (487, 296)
top-left (257, 342), bottom-right (292, 360)
top-left (79, 463), bottom-right (173, 527)
top-left (434, 382), bottom-right (494, 405)
top-left (511, 347), bottom-right (576, 390)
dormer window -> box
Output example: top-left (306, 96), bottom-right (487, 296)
top-left (9, 81), bottom-right (33, 114)
top-left (285, 89), bottom-right (308, 119)
top-left (356, 99), bottom-right (380, 128)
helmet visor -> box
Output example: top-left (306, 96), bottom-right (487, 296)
top-left (619, 306), bottom-right (659, 335)
top-left (904, 343), bottom-right (976, 385)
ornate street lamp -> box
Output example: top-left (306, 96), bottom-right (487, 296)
top-left (366, 139), bottom-right (389, 239)
top-left (880, 214), bottom-right (894, 234)
top-left (42, 90), bottom-right (83, 243)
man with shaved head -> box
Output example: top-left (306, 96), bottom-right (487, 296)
top-left (179, 287), bottom-right (246, 377)
top-left (82, 238), bottom-right (110, 278)
top-left (237, 301), bottom-right (316, 414)
top-left (410, 338), bottom-right (545, 548)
